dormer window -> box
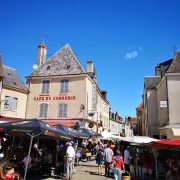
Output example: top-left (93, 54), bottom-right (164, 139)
top-left (66, 65), bottom-right (70, 69)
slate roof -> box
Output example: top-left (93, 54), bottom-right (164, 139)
top-left (3, 65), bottom-right (28, 91)
top-left (136, 102), bottom-right (143, 109)
top-left (144, 76), bottom-right (161, 89)
top-left (167, 51), bottom-right (180, 73)
top-left (28, 44), bottom-right (86, 77)
top-left (156, 59), bottom-right (173, 76)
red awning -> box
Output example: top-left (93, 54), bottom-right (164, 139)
top-left (42, 119), bottom-right (81, 127)
top-left (0, 116), bottom-right (23, 121)
top-left (146, 140), bottom-right (180, 150)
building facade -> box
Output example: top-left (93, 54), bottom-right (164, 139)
top-left (143, 77), bottom-right (161, 138)
top-left (156, 53), bottom-right (180, 139)
top-left (136, 102), bottom-right (145, 136)
top-left (26, 43), bottom-right (109, 132)
top-left (0, 64), bottom-right (28, 120)
top-left (109, 110), bottom-right (124, 136)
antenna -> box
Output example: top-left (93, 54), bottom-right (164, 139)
top-left (43, 34), bottom-right (48, 45)
top-left (172, 46), bottom-right (179, 56)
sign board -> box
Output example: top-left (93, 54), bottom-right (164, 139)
top-left (160, 101), bottom-right (167, 108)
top-left (34, 95), bottom-right (76, 101)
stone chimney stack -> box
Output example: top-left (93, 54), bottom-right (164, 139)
top-left (37, 42), bottom-right (47, 67)
top-left (87, 61), bottom-right (93, 72)
top-left (155, 65), bottom-right (162, 77)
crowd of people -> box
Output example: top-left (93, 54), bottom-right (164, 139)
top-left (0, 136), bottom-right (179, 180)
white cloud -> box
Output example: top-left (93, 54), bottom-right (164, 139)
top-left (138, 46), bottom-right (142, 50)
top-left (125, 51), bottom-right (138, 59)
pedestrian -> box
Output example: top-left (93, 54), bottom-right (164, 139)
top-left (113, 150), bottom-right (125, 180)
top-left (141, 150), bottom-right (154, 180)
top-left (0, 161), bottom-right (19, 180)
top-left (104, 144), bottom-right (114, 177)
top-left (124, 146), bottom-right (130, 172)
top-left (66, 142), bottom-right (75, 180)
top-left (95, 147), bottom-right (104, 175)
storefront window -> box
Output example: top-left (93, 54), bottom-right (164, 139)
top-left (60, 80), bottom-right (69, 93)
top-left (59, 103), bottom-right (68, 118)
top-left (41, 80), bottom-right (50, 94)
top-left (39, 103), bottom-right (48, 118)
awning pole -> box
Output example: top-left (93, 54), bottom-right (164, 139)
top-left (10, 136), bottom-right (15, 157)
top-left (24, 134), bottom-right (34, 180)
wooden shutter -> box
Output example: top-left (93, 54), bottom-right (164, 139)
top-left (64, 80), bottom-right (68, 93)
top-left (60, 80), bottom-right (64, 93)
top-left (60, 80), bottom-right (68, 93)
top-left (59, 104), bottom-right (63, 117)
top-left (59, 104), bottom-right (67, 118)
top-left (42, 80), bottom-right (50, 94)
top-left (63, 104), bottom-right (68, 117)
top-left (40, 103), bottom-right (48, 117)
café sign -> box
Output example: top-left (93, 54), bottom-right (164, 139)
top-left (34, 95), bottom-right (76, 101)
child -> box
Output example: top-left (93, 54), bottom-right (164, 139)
top-left (96, 147), bottom-right (104, 174)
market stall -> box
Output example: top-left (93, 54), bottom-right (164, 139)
top-left (55, 124), bottom-right (89, 139)
top-left (0, 119), bottom-right (72, 180)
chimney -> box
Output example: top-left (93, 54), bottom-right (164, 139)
top-left (100, 90), bottom-right (107, 99)
top-left (87, 61), bottom-right (93, 72)
top-left (155, 65), bottom-right (162, 77)
top-left (37, 42), bottom-right (47, 67)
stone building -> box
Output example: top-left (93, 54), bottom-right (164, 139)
top-left (109, 109), bottom-right (124, 136)
top-left (0, 54), bottom-right (28, 121)
top-left (26, 43), bottom-right (109, 132)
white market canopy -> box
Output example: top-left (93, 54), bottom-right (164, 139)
top-left (101, 131), bottom-right (123, 140)
top-left (120, 136), bottom-right (159, 144)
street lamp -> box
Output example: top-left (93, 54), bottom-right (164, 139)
top-left (0, 100), bottom-right (9, 109)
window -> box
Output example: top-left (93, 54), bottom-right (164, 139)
top-left (39, 103), bottom-right (48, 118)
top-left (60, 80), bottom-right (69, 93)
top-left (42, 80), bottom-right (50, 94)
top-left (5, 96), bottom-right (17, 111)
top-left (59, 104), bottom-right (68, 118)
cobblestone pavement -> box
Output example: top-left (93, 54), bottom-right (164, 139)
top-left (26, 160), bottom-right (112, 180)
top-left (73, 160), bottom-right (112, 180)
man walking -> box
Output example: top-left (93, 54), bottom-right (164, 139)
top-left (66, 142), bottom-right (75, 180)
top-left (124, 146), bottom-right (130, 172)
top-left (104, 144), bottom-right (114, 177)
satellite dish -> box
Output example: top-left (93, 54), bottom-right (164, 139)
top-left (33, 64), bottom-right (38, 70)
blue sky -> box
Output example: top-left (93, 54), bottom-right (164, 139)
top-left (1, 0), bottom-right (180, 118)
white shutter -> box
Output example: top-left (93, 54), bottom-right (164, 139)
top-left (39, 103), bottom-right (48, 118)
top-left (42, 80), bottom-right (50, 94)
top-left (59, 104), bottom-right (67, 118)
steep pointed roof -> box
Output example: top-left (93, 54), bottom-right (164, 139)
top-left (3, 65), bottom-right (28, 91)
top-left (144, 76), bottom-right (161, 89)
top-left (28, 44), bottom-right (86, 77)
top-left (0, 53), bottom-right (4, 78)
top-left (167, 51), bottom-right (180, 73)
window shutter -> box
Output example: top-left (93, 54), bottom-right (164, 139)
top-left (60, 80), bottom-right (64, 93)
top-left (60, 80), bottom-right (68, 93)
top-left (64, 80), bottom-right (68, 93)
top-left (63, 104), bottom-right (67, 117)
top-left (42, 80), bottom-right (50, 94)
top-left (59, 104), bottom-right (67, 118)
top-left (59, 104), bottom-right (63, 117)
top-left (39, 103), bottom-right (48, 118)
